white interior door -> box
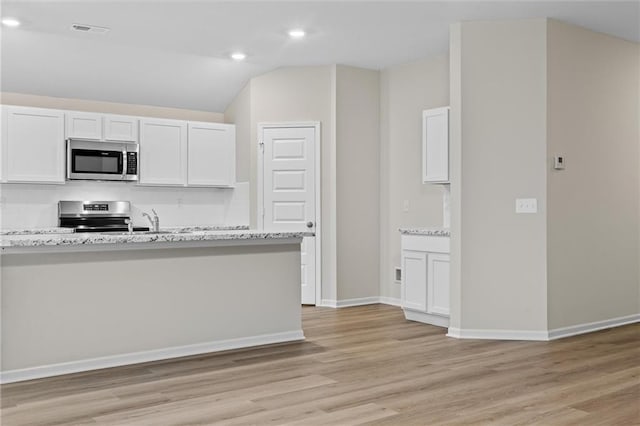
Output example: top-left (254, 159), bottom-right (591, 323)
top-left (260, 125), bottom-right (317, 305)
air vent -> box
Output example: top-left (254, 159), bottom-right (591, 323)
top-left (71, 23), bottom-right (110, 35)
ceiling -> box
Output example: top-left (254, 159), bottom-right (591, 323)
top-left (1, 1), bottom-right (638, 113)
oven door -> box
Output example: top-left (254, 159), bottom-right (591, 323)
top-left (67, 140), bottom-right (127, 181)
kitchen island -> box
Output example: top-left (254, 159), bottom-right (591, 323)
top-left (1, 228), bottom-right (311, 383)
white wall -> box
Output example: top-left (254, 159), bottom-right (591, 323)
top-left (451, 19), bottom-right (549, 333)
top-left (450, 18), bottom-right (639, 337)
top-left (335, 65), bottom-right (380, 301)
top-left (0, 181), bottom-right (249, 229)
top-left (225, 66), bottom-right (339, 301)
top-left (224, 65), bottom-right (384, 304)
top-left (224, 83), bottom-right (251, 183)
top-left (379, 56), bottom-right (449, 302)
top-left (546, 20), bottom-right (640, 328)
top-left (2, 243), bottom-right (301, 374)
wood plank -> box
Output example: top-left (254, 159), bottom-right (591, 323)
top-left (1, 304), bottom-right (638, 425)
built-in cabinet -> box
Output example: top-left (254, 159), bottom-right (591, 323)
top-left (401, 233), bottom-right (450, 327)
top-left (422, 106), bottom-right (450, 183)
top-left (1, 105), bottom-right (236, 188)
top-left (66, 112), bottom-right (138, 142)
top-left (139, 118), bottom-right (187, 185)
top-left (1, 106), bottom-right (65, 184)
top-left (187, 122), bottom-right (235, 187)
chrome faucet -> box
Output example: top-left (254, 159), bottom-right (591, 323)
top-left (142, 209), bottom-right (160, 232)
top-left (124, 218), bottom-right (134, 234)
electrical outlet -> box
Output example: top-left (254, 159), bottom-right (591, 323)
top-left (515, 198), bottom-right (537, 214)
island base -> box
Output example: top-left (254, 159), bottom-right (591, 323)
top-left (1, 243), bottom-right (303, 383)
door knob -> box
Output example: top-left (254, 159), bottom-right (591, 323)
top-left (306, 221), bottom-right (314, 228)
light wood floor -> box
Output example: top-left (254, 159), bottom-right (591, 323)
top-left (1, 304), bottom-right (639, 425)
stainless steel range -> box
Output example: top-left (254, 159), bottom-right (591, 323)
top-left (58, 201), bottom-right (149, 233)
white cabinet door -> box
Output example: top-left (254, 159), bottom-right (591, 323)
top-left (422, 107), bottom-right (449, 183)
top-left (401, 250), bottom-right (428, 312)
top-left (427, 253), bottom-right (450, 316)
top-left (66, 112), bottom-right (103, 140)
top-left (139, 119), bottom-right (187, 185)
top-left (2, 106), bottom-right (65, 183)
top-left (104, 115), bottom-right (138, 142)
top-left (187, 122), bottom-right (235, 186)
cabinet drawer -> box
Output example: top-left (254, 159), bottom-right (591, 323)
top-left (401, 235), bottom-right (449, 253)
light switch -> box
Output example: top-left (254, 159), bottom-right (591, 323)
top-left (554, 156), bottom-right (565, 170)
top-left (515, 198), bottom-right (537, 214)
top-left (403, 200), bottom-right (409, 212)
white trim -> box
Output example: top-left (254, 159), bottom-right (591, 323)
top-left (548, 313), bottom-right (640, 340)
top-left (257, 122), bottom-right (322, 306)
top-left (404, 309), bottom-right (450, 328)
top-left (446, 327), bottom-right (549, 341)
top-left (447, 314), bottom-right (640, 342)
top-left (0, 330), bottom-right (304, 384)
top-left (379, 296), bottom-right (402, 307)
top-left (319, 297), bottom-right (402, 308)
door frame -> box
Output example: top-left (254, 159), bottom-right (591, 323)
top-left (257, 122), bottom-right (322, 306)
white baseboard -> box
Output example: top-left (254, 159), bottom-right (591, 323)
top-left (548, 313), bottom-right (640, 340)
top-left (319, 297), bottom-right (402, 308)
top-left (446, 327), bottom-right (549, 341)
top-left (447, 313), bottom-right (640, 342)
top-left (404, 309), bottom-right (449, 328)
top-left (379, 296), bottom-right (402, 307)
top-left (0, 330), bottom-right (305, 384)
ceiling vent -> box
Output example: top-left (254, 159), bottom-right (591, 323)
top-left (70, 23), bottom-right (110, 35)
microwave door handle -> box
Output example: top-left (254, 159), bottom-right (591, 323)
top-left (122, 149), bottom-right (127, 180)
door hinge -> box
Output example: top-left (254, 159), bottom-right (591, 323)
top-left (258, 141), bottom-right (264, 151)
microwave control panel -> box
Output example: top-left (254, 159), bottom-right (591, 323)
top-left (126, 152), bottom-right (138, 175)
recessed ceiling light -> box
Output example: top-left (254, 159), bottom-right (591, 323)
top-left (231, 52), bottom-right (246, 61)
top-left (1, 18), bottom-right (21, 27)
top-left (288, 29), bottom-right (305, 39)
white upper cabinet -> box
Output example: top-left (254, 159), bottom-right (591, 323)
top-left (104, 115), bottom-right (138, 142)
top-left (422, 107), bottom-right (450, 183)
top-left (139, 118), bottom-right (187, 185)
top-left (2, 106), bottom-right (65, 184)
top-left (187, 122), bottom-right (236, 187)
top-left (66, 112), bottom-right (103, 141)
top-left (66, 112), bottom-right (138, 142)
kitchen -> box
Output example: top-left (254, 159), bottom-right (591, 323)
top-left (1, 1), bottom-right (639, 424)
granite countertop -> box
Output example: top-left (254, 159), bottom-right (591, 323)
top-left (1, 229), bottom-right (312, 249)
top-left (1, 228), bottom-right (76, 235)
top-left (399, 227), bottom-right (450, 237)
top-left (0, 224), bottom-right (249, 235)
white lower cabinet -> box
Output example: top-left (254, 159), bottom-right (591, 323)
top-left (1, 106), bottom-right (65, 183)
top-left (401, 234), bottom-right (450, 327)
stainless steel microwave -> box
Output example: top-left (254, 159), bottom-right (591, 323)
top-left (67, 139), bottom-right (138, 182)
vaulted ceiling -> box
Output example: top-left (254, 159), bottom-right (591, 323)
top-left (1, 1), bottom-right (638, 112)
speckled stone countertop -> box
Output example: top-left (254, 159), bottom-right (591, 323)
top-left (399, 227), bottom-right (450, 237)
top-left (162, 225), bottom-right (249, 232)
top-left (1, 228), bottom-right (312, 250)
top-left (1, 228), bottom-right (76, 235)
top-left (0, 224), bottom-right (249, 235)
